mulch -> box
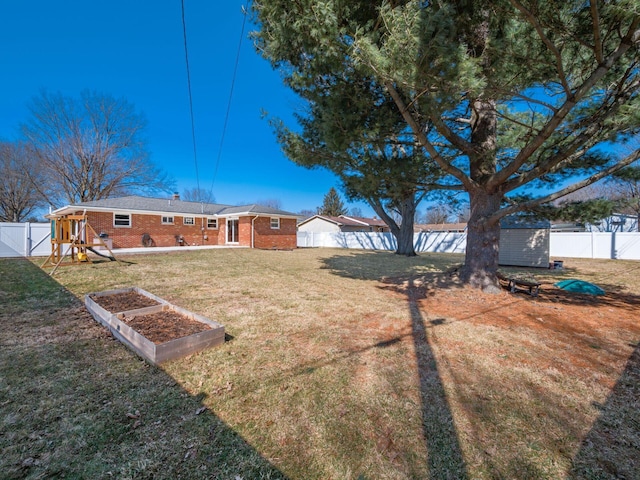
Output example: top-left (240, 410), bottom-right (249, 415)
top-left (119, 310), bottom-right (212, 344)
top-left (89, 291), bottom-right (159, 312)
top-left (90, 291), bottom-right (211, 344)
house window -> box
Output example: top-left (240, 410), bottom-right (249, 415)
top-left (114, 213), bottom-right (131, 227)
top-left (270, 217), bottom-right (280, 229)
top-left (183, 217), bottom-right (195, 225)
top-left (161, 216), bottom-right (174, 225)
top-left (207, 218), bottom-right (218, 229)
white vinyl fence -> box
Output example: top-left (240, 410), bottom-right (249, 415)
top-left (298, 231), bottom-right (640, 260)
top-left (3, 224), bottom-right (639, 260)
top-left (297, 231), bottom-right (466, 254)
top-left (549, 231), bottom-right (640, 260)
top-left (0, 223), bottom-right (51, 258)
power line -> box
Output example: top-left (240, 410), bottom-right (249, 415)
top-left (208, 4), bottom-right (249, 198)
top-left (181, 0), bottom-right (201, 192)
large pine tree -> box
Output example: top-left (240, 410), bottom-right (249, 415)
top-left (271, 77), bottom-right (436, 255)
top-left (254, 0), bottom-right (640, 290)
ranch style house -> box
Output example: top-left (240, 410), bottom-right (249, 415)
top-left (48, 195), bottom-right (299, 250)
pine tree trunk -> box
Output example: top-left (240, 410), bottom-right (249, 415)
top-left (394, 196), bottom-right (417, 256)
top-left (460, 96), bottom-right (502, 291)
top-left (460, 189), bottom-right (502, 291)
top-left (370, 196), bottom-right (417, 257)
top-left (395, 218), bottom-right (416, 256)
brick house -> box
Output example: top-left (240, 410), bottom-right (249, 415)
top-left (48, 195), bottom-right (299, 249)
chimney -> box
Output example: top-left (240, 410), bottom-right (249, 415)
top-left (172, 192), bottom-right (180, 200)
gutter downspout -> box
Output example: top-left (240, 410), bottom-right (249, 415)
top-left (251, 215), bottom-right (259, 248)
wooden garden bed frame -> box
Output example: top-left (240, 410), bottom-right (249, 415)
top-left (85, 287), bottom-right (225, 364)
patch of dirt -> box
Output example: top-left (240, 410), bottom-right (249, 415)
top-left (417, 283), bottom-right (639, 335)
top-left (90, 291), bottom-right (160, 312)
top-left (380, 273), bottom-right (640, 332)
top-left (379, 274), bottom-right (640, 387)
top-left (119, 310), bottom-right (212, 344)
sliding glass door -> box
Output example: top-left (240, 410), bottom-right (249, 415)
top-left (227, 218), bottom-right (239, 244)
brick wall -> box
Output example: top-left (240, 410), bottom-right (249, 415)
top-left (253, 217), bottom-right (297, 249)
top-left (84, 211), bottom-right (224, 248)
top-left (214, 216), bottom-right (296, 249)
top-left (82, 211), bottom-right (296, 249)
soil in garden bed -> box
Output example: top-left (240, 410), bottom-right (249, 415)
top-left (119, 310), bottom-right (212, 344)
top-left (89, 291), bottom-right (160, 312)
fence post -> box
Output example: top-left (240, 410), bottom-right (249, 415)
top-left (24, 222), bottom-right (31, 257)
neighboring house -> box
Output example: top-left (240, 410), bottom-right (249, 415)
top-left (48, 195), bottom-right (299, 249)
top-left (551, 213), bottom-right (639, 233)
top-left (586, 213), bottom-right (639, 232)
top-left (550, 221), bottom-right (586, 232)
top-left (414, 223), bottom-right (467, 232)
top-left (297, 214), bottom-right (390, 233)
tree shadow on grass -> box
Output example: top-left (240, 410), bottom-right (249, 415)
top-left (321, 253), bottom-right (640, 478)
top-left (321, 253), bottom-right (468, 479)
top-left (0, 258), bottom-right (287, 479)
top-left (568, 342), bottom-right (640, 480)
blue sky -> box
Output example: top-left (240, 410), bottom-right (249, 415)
top-left (0, 1), bottom-right (373, 215)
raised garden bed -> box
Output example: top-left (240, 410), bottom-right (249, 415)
top-left (89, 290), bottom-right (161, 312)
top-left (85, 287), bottom-right (224, 364)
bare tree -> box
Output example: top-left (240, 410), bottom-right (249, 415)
top-left (423, 204), bottom-right (451, 225)
top-left (609, 168), bottom-right (640, 231)
top-left (255, 198), bottom-right (282, 209)
top-left (182, 187), bottom-right (215, 204)
top-left (298, 208), bottom-right (316, 219)
top-left (456, 204), bottom-right (471, 223)
top-left (21, 90), bottom-right (173, 208)
top-left (349, 207), bottom-right (363, 218)
top-left (556, 181), bottom-right (612, 204)
top-left (0, 141), bottom-right (45, 222)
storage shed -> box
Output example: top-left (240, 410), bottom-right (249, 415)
top-left (499, 217), bottom-right (551, 268)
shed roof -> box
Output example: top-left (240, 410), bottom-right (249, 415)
top-left (500, 216), bottom-right (551, 229)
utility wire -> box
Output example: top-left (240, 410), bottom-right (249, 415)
top-left (208, 4), bottom-right (248, 198)
top-left (181, 0), bottom-right (201, 193)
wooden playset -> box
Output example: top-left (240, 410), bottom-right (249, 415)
top-left (41, 213), bottom-right (116, 275)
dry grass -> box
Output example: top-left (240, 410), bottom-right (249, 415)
top-left (1, 248), bottom-right (638, 479)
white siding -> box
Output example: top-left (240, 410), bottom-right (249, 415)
top-left (499, 228), bottom-right (550, 267)
top-left (297, 217), bottom-right (341, 233)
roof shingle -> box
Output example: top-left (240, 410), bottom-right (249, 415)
top-left (52, 195), bottom-right (298, 217)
